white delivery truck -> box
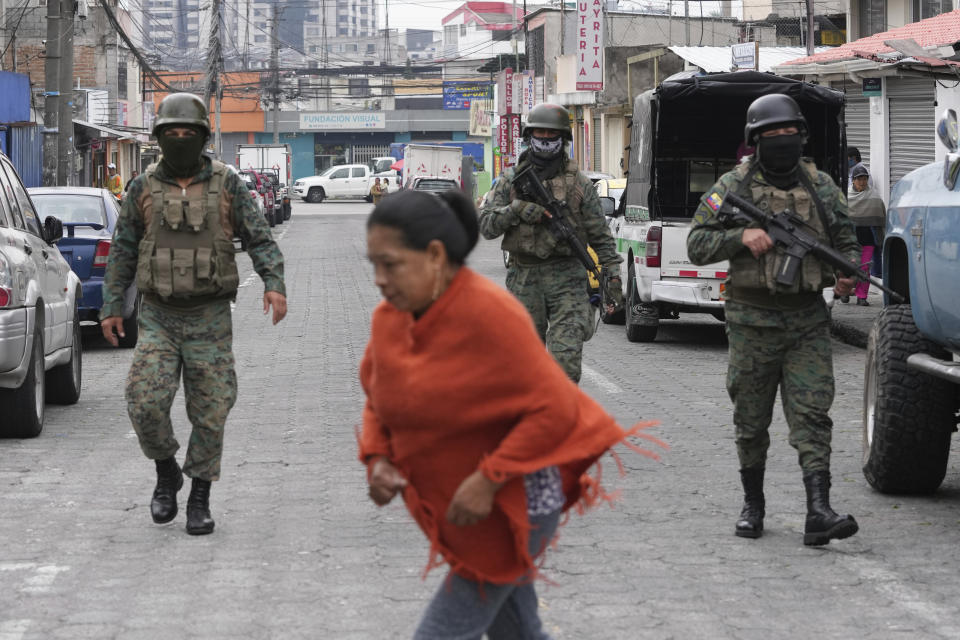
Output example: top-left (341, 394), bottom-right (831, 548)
top-left (401, 144), bottom-right (462, 189)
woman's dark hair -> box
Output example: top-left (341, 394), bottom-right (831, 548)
top-left (848, 146), bottom-right (862, 163)
top-left (367, 189), bottom-right (480, 264)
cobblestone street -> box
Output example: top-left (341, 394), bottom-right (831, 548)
top-left (2, 200), bottom-right (960, 639)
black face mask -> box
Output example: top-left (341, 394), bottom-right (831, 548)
top-left (757, 134), bottom-right (804, 178)
top-left (158, 131), bottom-right (207, 177)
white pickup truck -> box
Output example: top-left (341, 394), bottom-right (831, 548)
top-left (607, 71), bottom-right (848, 343)
top-left (294, 164), bottom-right (396, 203)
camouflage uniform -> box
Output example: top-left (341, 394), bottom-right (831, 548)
top-left (687, 158), bottom-right (859, 471)
top-left (479, 154), bottom-right (621, 382)
top-left (101, 157), bottom-right (285, 481)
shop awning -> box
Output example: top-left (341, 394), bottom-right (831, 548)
top-left (74, 119), bottom-right (139, 141)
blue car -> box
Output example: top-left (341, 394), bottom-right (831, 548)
top-left (27, 187), bottom-right (140, 347)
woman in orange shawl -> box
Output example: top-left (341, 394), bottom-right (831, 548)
top-left (360, 189), bottom-right (662, 639)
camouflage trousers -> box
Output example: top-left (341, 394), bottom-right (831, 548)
top-left (506, 257), bottom-right (594, 383)
top-left (724, 299), bottom-right (834, 472)
top-left (126, 299), bottom-right (238, 481)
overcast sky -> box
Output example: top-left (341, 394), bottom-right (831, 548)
top-left (383, 0), bottom-right (739, 32)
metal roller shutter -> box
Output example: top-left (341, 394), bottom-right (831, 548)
top-left (845, 95), bottom-right (870, 167)
top-left (888, 78), bottom-right (935, 185)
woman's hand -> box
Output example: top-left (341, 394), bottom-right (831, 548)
top-left (368, 457), bottom-right (407, 506)
top-left (446, 470), bottom-right (504, 527)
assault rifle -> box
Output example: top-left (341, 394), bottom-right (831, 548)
top-left (716, 190), bottom-right (904, 303)
top-left (512, 165), bottom-right (602, 285)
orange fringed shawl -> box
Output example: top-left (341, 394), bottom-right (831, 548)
top-left (358, 267), bottom-right (662, 585)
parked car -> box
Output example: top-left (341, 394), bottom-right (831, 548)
top-left (240, 170), bottom-right (276, 226)
top-left (406, 176), bottom-right (459, 194)
top-left (595, 178), bottom-right (626, 211)
top-left (294, 164), bottom-right (380, 203)
top-left (28, 186), bottom-right (141, 348)
top-left (0, 152), bottom-right (83, 437)
top-left (862, 108), bottom-right (960, 495)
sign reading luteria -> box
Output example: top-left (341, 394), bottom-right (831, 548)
top-left (300, 112), bottom-right (386, 130)
top-left (576, 0), bottom-right (603, 91)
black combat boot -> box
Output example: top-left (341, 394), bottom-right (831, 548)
top-left (735, 467), bottom-right (765, 538)
top-left (151, 457), bottom-right (183, 524)
top-left (185, 478), bottom-right (215, 536)
top-left (803, 470), bottom-right (858, 546)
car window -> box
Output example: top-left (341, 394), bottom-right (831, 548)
top-left (0, 160), bottom-right (29, 232)
top-left (0, 170), bottom-right (11, 227)
top-left (1, 164), bottom-right (42, 237)
top-left (351, 167), bottom-right (365, 178)
top-left (330, 168), bottom-right (349, 179)
top-left (31, 194), bottom-right (108, 226)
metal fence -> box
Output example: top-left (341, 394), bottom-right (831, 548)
top-left (352, 144), bottom-right (391, 165)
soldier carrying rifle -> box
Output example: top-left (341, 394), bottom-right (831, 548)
top-left (479, 103), bottom-right (623, 384)
top-left (687, 94), bottom-right (860, 546)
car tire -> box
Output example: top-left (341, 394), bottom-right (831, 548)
top-left (862, 304), bottom-right (956, 494)
top-left (266, 209), bottom-right (275, 227)
top-left (47, 300), bottom-right (82, 405)
top-left (307, 188), bottom-right (325, 204)
top-left (117, 293), bottom-right (141, 349)
top-left (274, 207), bottom-right (284, 224)
top-left (283, 202), bottom-right (291, 220)
top-left (625, 278), bottom-right (658, 343)
top-left (0, 310), bottom-right (45, 437)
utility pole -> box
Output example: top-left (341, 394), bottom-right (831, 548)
top-left (684, 0), bottom-right (690, 46)
top-left (321, 0), bottom-right (329, 110)
top-left (204, 0), bottom-right (223, 159)
top-left (243, 0), bottom-right (251, 69)
top-left (270, 3), bottom-right (281, 143)
top-left (382, 0), bottom-right (390, 65)
top-left (511, 0), bottom-right (518, 71)
top-left (57, 0), bottom-right (75, 186)
top-left (805, 0), bottom-right (815, 56)
top-left (42, 0), bottom-right (62, 186)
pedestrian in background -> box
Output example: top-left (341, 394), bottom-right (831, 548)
top-left (479, 102), bottom-right (623, 383)
top-left (124, 170), bottom-right (139, 192)
top-left (361, 189), bottom-right (663, 638)
top-left (106, 162), bottom-right (123, 201)
top-left (100, 93), bottom-right (287, 535)
top-left (688, 94), bottom-right (860, 546)
top-left (369, 177), bottom-right (385, 205)
top-left (847, 163), bottom-right (886, 306)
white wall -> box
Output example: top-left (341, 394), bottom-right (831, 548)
top-left (868, 88), bottom-right (890, 204)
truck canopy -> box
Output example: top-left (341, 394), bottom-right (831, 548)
top-left (625, 71), bottom-right (847, 221)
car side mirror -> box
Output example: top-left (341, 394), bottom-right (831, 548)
top-left (937, 108), bottom-right (958, 152)
top-left (43, 215), bottom-right (63, 244)
top-left (600, 196), bottom-right (616, 217)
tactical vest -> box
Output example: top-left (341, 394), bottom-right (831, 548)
top-left (135, 161), bottom-right (240, 300)
top-left (501, 160), bottom-right (587, 260)
top-left (727, 160), bottom-right (836, 295)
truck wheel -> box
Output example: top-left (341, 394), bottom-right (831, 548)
top-left (625, 279), bottom-right (658, 342)
top-left (0, 311), bottom-right (45, 437)
top-left (600, 280), bottom-right (626, 325)
top-left (117, 293), bottom-right (141, 349)
top-left (307, 188), bottom-right (324, 204)
top-left (47, 300), bottom-right (82, 405)
top-left (283, 202), bottom-right (291, 220)
top-left (266, 209), bottom-right (275, 227)
top-left (862, 304), bottom-right (956, 494)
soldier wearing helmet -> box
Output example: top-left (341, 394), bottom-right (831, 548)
top-left (100, 92), bottom-right (287, 536)
top-left (688, 93), bottom-right (861, 547)
top-left (479, 102), bottom-right (623, 383)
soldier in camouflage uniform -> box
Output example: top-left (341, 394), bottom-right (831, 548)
top-left (100, 93), bottom-right (286, 535)
top-left (479, 103), bottom-right (622, 383)
top-left (687, 94), bottom-right (860, 546)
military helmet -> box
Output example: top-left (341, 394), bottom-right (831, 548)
top-left (743, 94), bottom-right (807, 145)
top-left (152, 93), bottom-right (210, 138)
top-left (522, 103), bottom-right (572, 140)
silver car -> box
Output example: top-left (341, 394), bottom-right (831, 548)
top-left (0, 152), bottom-right (82, 437)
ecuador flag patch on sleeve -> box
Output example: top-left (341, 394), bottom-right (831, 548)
top-left (706, 192), bottom-right (723, 212)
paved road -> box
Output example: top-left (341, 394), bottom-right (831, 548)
top-left (2, 199), bottom-right (960, 639)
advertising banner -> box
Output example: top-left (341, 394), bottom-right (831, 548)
top-left (509, 114), bottom-right (522, 165)
top-left (504, 68), bottom-right (514, 114)
top-left (300, 112), bottom-right (386, 130)
top-left (576, 0), bottom-right (604, 91)
top-left (499, 116), bottom-right (510, 167)
top-left (469, 99), bottom-right (493, 136)
top-left (731, 42), bottom-right (758, 70)
top-left (443, 82), bottom-right (491, 110)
